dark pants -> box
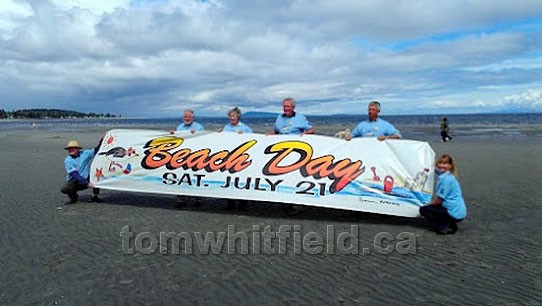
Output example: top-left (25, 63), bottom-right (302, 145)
top-left (226, 199), bottom-right (248, 210)
top-left (420, 205), bottom-right (462, 233)
top-left (61, 180), bottom-right (99, 200)
top-left (441, 131), bottom-right (453, 142)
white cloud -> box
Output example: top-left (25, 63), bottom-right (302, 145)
top-left (51, 0), bottom-right (129, 14)
top-left (0, 0), bottom-right (32, 39)
top-left (505, 89), bottom-right (542, 106)
top-left (1, 0), bottom-right (542, 116)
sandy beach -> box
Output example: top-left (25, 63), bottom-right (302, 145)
top-left (0, 128), bottom-right (540, 305)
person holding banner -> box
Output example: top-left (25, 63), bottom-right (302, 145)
top-left (218, 107), bottom-right (252, 210)
top-left (270, 97), bottom-right (314, 215)
top-left (61, 137), bottom-right (104, 204)
top-left (420, 154), bottom-right (467, 235)
top-left (170, 109), bottom-right (204, 207)
top-left (169, 109), bottom-right (204, 134)
top-left (218, 107), bottom-right (253, 134)
top-left (345, 101), bottom-right (401, 141)
top-left (270, 97), bottom-right (315, 135)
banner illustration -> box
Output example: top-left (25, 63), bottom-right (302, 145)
top-left (91, 129), bottom-right (435, 217)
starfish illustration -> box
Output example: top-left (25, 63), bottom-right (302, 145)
top-left (95, 167), bottom-right (104, 181)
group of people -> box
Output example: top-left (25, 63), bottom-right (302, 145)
top-left (168, 98), bottom-right (403, 140)
top-left (168, 107), bottom-right (253, 135)
top-left (61, 97), bottom-right (466, 235)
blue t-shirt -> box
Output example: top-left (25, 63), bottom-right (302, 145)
top-left (176, 121), bottom-right (204, 132)
top-left (274, 112), bottom-right (312, 135)
top-left (222, 122), bottom-right (252, 133)
top-left (351, 118), bottom-right (401, 138)
top-left (435, 171), bottom-right (467, 220)
top-left (64, 149), bottom-right (95, 181)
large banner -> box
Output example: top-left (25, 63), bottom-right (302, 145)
top-left (91, 129), bottom-right (435, 217)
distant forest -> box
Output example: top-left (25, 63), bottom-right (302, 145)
top-left (0, 108), bottom-right (118, 119)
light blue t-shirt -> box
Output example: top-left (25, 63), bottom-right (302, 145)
top-left (436, 171), bottom-right (467, 220)
top-left (351, 118), bottom-right (401, 138)
top-left (222, 122), bottom-right (252, 133)
top-left (64, 149), bottom-right (95, 181)
top-left (176, 121), bottom-right (204, 132)
top-left (274, 113), bottom-right (312, 135)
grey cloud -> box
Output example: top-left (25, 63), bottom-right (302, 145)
top-left (1, 0), bottom-right (542, 116)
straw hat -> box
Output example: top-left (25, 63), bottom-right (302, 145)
top-left (64, 140), bottom-right (83, 150)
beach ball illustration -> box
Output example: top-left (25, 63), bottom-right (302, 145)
top-left (123, 163), bottom-right (132, 175)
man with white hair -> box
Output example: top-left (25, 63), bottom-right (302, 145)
top-left (345, 101), bottom-right (401, 141)
top-left (271, 97), bottom-right (315, 135)
top-left (170, 109), bottom-right (204, 134)
top-left (270, 97), bottom-right (315, 215)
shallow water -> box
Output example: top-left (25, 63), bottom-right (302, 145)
top-left (1, 113), bottom-right (541, 139)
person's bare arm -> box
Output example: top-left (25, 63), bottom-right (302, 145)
top-left (430, 197), bottom-right (443, 206)
top-left (301, 127), bottom-right (315, 135)
top-left (377, 134), bottom-right (401, 141)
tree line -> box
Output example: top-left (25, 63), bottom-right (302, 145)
top-left (0, 108), bottom-right (118, 119)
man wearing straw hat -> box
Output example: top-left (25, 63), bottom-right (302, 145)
top-left (61, 138), bottom-right (103, 204)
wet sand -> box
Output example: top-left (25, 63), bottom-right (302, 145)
top-left (0, 128), bottom-right (540, 305)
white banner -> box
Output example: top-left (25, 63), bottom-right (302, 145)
top-left (91, 129), bottom-right (435, 217)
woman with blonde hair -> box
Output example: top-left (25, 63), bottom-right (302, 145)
top-left (218, 107), bottom-right (252, 134)
top-left (420, 154), bottom-right (467, 234)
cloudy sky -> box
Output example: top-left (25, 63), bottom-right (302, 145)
top-left (1, 0), bottom-right (542, 118)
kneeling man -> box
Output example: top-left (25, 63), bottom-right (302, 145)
top-left (61, 137), bottom-right (103, 204)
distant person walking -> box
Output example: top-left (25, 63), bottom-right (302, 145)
top-left (440, 117), bottom-right (453, 142)
top-left (345, 101), bottom-right (401, 141)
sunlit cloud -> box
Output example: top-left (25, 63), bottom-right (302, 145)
top-left (1, 0), bottom-right (542, 117)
